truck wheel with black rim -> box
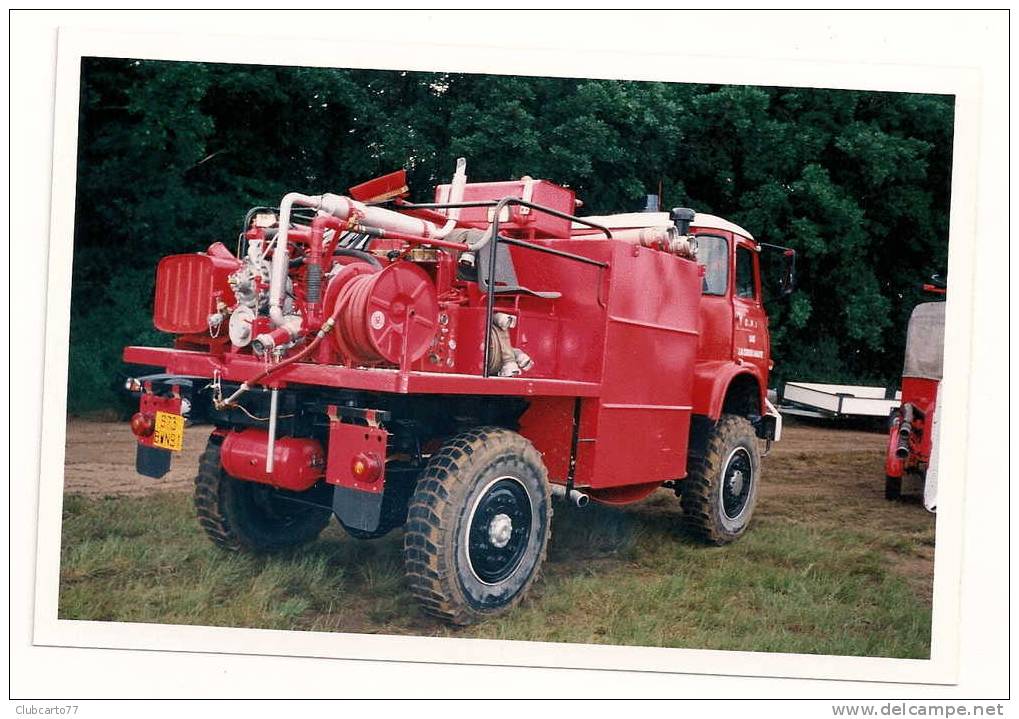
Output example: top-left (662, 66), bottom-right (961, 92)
top-left (403, 427), bottom-right (551, 625)
top-left (194, 434), bottom-right (332, 553)
top-left (681, 414), bottom-right (761, 545)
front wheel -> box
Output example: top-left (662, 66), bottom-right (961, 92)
top-left (403, 427), bottom-right (551, 625)
top-left (681, 414), bottom-right (761, 545)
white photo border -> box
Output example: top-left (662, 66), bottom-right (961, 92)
top-left (31, 21), bottom-right (981, 687)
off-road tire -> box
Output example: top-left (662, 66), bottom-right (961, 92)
top-left (681, 414), bottom-right (761, 545)
top-left (194, 434), bottom-right (332, 553)
top-left (885, 475), bottom-right (902, 501)
top-left (403, 427), bottom-right (551, 625)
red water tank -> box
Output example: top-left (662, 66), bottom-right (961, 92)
top-left (433, 179), bottom-right (576, 237)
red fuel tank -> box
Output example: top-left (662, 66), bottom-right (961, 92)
top-left (220, 429), bottom-right (326, 492)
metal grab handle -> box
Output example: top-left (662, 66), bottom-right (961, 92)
top-left (394, 197), bottom-right (614, 239)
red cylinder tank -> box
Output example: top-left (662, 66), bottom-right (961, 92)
top-left (220, 429), bottom-right (326, 492)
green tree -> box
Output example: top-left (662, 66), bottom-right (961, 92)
top-left (68, 59), bottom-right (953, 412)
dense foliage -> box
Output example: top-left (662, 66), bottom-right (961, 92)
top-left (69, 58), bottom-right (953, 412)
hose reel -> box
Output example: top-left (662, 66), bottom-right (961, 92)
top-left (324, 261), bottom-right (439, 365)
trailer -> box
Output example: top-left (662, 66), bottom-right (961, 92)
top-left (779, 382), bottom-right (901, 420)
top-left (122, 160), bottom-right (794, 624)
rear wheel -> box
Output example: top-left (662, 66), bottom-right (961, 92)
top-left (194, 434), bottom-right (332, 553)
top-left (681, 414), bottom-right (761, 545)
top-left (403, 427), bottom-right (551, 625)
top-left (885, 475), bottom-right (902, 501)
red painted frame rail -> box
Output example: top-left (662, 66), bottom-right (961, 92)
top-left (124, 346), bottom-right (602, 398)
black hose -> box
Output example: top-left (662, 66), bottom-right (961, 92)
top-left (306, 263), bottom-right (322, 302)
top-left (333, 247), bottom-right (382, 269)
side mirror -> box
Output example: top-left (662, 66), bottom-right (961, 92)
top-left (780, 248), bottom-right (796, 296)
top-left (759, 242), bottom-right (797, 298)
top-left (922, 273), bottom-right (947, 296)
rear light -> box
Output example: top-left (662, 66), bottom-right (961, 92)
top-left (131, 412), bottom-right (155, 437)
top-left (351, 452), bottom-right (383, 483)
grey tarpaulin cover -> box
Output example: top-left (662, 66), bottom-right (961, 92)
top-left (903, 302), bottom-right (946, 380)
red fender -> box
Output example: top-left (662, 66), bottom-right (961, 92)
top-left (692, 361), bottom-right (767, 419)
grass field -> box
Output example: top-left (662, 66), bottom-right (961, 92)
top-left (58, 420), bottom-right (935, 658)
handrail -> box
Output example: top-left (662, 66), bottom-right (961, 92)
top-left (393, 198), bottom-right (614, 239)
top-left (479, 197), bottom-right (609, 377)
top-left (391, 195), bottom-right (614, 378)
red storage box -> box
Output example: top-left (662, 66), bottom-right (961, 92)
top-left (434, 179), bottom-right (575, 238)
top-left (153, 248), bottom-right (239, 334)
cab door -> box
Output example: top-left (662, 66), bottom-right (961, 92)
top-left (693, 233), bottom-right (734, 363)
top-left (732, 241), bottom-right (769, 376)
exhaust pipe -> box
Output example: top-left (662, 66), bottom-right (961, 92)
top-left (551, 484), bottom-right (589, 507)
top-left (895, 432), bottom-right (911, 460)
top-left (895, 404), bottom-right (915, 459)
top-left (898, 403), bottom-right (915, 438)
top-left (269, 193), bottom-right (321, 331)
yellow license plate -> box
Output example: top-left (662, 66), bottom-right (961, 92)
top-left (152, 411), bottom-right (185, 452)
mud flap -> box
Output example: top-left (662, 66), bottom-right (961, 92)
top-left (332, 486), bottom-right (384, 533)
top-left (136, 443), bottom-right (172, 478)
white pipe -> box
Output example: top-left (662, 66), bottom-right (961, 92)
top-left (319, 193), bottom-right (446, 238)
top-left (446, 157), bottom-right (467, 222)
top-left (550, 484), bottom-right (590, 507)
top-left (270, 193), bottom-right (321, 328)
top-left (265, 388), bottom-right (279, 473)
top-left (317, 157), bottom-right (471, 241)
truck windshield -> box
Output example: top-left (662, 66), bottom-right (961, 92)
top-left (696, 235), bottom-right (728, 295)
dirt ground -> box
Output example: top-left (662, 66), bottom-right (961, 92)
top-left (755, 419), bottom-right (936, 598)
top-left (63, 419), bottom-right (213, 497)
top-left (63, 417), bottom-right (916, 500)
top-left (63, 416), bottom-right (935, 591)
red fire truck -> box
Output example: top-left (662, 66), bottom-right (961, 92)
top-left (124, 161), bottom-right (793, 624)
